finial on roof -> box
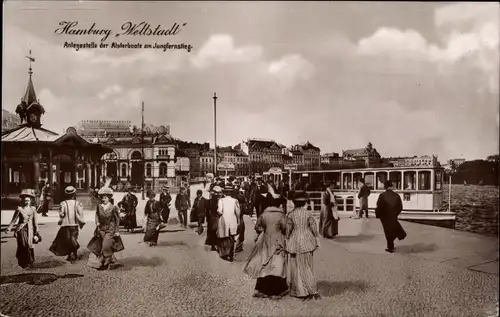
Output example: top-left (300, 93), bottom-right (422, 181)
top-left (26, 49), bottom-right (35, 77)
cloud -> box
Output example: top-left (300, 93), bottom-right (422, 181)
top-left (110, 88), bottom-right (144, 109)
top-left (2, 2), bottom-right (498, 162)
top-left (190, 34), bottom-right (263, 69)
top-left (268, 54), bottom-right (315, 89)
top-left (38, 88), bottom-right (62, 112)
top-left (97, 85), bottom-right (122, 100)
top-left (356, 3), bottom-right (499, 95)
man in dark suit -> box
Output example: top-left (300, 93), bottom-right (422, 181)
top-left (190, 189), bottom-right (207, 235)
top-left (234, 187), bottom-right (247, 253)
top-left (357, 178), bottom-right (371, 218)
top-left (375, 180), bottom-right (407, 253)
top-left (159, 186), bottom-right (172, 223)
top-left (120, 186), bottom-right (138, 232)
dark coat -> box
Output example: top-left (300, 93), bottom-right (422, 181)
top-left (255, 193), bottom-right (270, 218)
top-left (159, 192), bottom-right (172, 221)
top-left (190, 196), bottom-right (207, 224)
top-left (159, 192), bottom-right (172, 209)
top-left (120, 193), bottom-right (138, 212)
top-left (205, 196), bottom-right (220, 246)
top-left (175, 192), bottom-right (190, 211)
top-left (375, 190), bottom-right (406, 241)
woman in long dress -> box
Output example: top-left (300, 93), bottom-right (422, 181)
top-left (143, 189), bottom-right (165, 247)
top-left (87, 186), bottom-right (123, 270)
top-left (286, 190), bottom-right (321, 300)
top-left (243, 193), bottom-right (288, 298)
top-left (319, 184), bottom-right (339, 239)
top-left (49, 186), bottom-right (85, 263)
top-left (5, 189), bottom-right (39, 269)
top-left (205, 186), bottom-right (222, 251)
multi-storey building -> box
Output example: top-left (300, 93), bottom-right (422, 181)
top-left (290, 146), bottom-right (304, 168)
top-left (289, 141), bottom-right (321, 170)
top-left (342, 143), bottom-right (381, 168)
top-left (236, 138), bottom-right (283, 175)
top-left (199, 149), bottom-right (222, 177)
top-left (176, 141), bottom-right (210, 178)
top-left (448, 158), bottom-right (466, 169)
top-left (321, 152), bottom-right (341, 166)
top-left (219, 147), bottom-right (249, 176)
top-left (390, 155), bottom-right (440, 167)
top-left (77, 121), bottom-right (187, 191)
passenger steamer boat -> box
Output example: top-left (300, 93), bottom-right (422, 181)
top-left (287, 166), bottom-right (456, 229)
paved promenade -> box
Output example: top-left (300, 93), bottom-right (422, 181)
top-left (0, 184), bottom-right (498, 316)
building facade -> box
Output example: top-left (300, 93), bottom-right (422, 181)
top-left (321, 152), bottom-right (341, 168)
top-left (289, 141), bottom-right (321, 170)
top-left (176, 141), bottom-right (210, 178)
top-left (199, 149), bottom-right (222, 177)
top-left (390, 155), bottom-right (440, 167)
top-left (342, 143), bottom-right (381, 167)
top-left (236, 138), bottom-right (283, 175)
top-left (77, 121), bottom-right (188, 191)
top-left (448, 158), bottom-right (466, 169)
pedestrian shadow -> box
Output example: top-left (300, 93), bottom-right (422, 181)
top-left (113, 256), bottom-right (165, 271)
top-left (331, 234), bottom-right (376, 243)
top-left (317, 280), bottom-right (369, 297)
top-left (396, 243), bottom-right (438, 254)
top-left (155, 241), bottom-right (187, 247)
top-left (0, 273), bottom-right (83, 286)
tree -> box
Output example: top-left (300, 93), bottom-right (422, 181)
top-left (366, 142), bottom-right (373, 154)
top-left (487, 154), bottom-right (499, 162)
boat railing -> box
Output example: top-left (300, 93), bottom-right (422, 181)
top-left (304, 191), bottom-right (356, 213)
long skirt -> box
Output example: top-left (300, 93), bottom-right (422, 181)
top-left (99, 230), bottom-right (117, 265)
top-left (16, 226), bottom-right (35, 268)
top-left (87, 231), bottom-right (124, 268)
top-left (49, 226), bottom-right (80, 257)
top-left (287, 252), bottom-right (319, 298)
top-left (144, 218), bottom-right (161, 243)
top-left (124, 211), bottom-right (137, 229)
top-left (319, 208), bottom-right (338, 239)
top-left (218, 235), bottom-right (235, 260)
top-left (205, 218), bottom-right (219, 247)
top-left (255, 276), bottom-right (288, 297)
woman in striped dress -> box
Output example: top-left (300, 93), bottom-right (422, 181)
top-left (285, 190), bottom-right (321, 300)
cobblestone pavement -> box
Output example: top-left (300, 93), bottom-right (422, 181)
top-left (1, 213), bottom-right (498, 317)
top-left (1, 183), bottom-right (498, 316)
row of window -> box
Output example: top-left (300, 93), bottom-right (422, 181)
top-left (115, 163), bottom-right (172, 178)
top-left (250, 155), bottom-right (282, 162)
top-left (336, 171), bottom-right (440, 191)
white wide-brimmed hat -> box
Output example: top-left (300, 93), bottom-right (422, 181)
top-left (64, 186), bottom-right (76, 195)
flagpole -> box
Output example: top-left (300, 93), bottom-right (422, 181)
top-left (213, 93), bottom-right (218, 177)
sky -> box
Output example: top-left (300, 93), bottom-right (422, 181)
top-left (2, 1), bottom-right (499, 162)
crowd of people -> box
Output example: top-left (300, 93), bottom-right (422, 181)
top-left (3, 175), bottom-right (407, 298)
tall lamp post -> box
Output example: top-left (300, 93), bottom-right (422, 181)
top-left (141, 101), bottom-right (145, 200)
top-left (213, 93), bottom-right (218, 177)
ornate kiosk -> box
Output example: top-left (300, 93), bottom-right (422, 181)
top-left (1, 52), bottom-right (112, 209)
